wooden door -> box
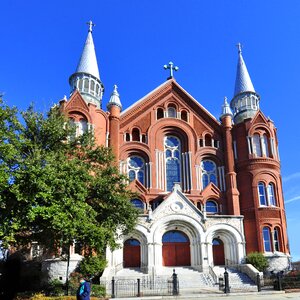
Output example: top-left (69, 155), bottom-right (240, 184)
top-left (123, 239), bottom-right (141, 268)
top-left (213, 238), bottom-right (225, 266)
top-left (162, 231), bottom-right (191, 266)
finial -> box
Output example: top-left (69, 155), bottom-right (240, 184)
top-left (224, 96), bottom-right (228, 104)
top-left (236, 42), bottom-right (242, 54)
top-left (87, 20), bottom-right (95, 33)
top-left (113, 84), bottom-right (118, 91)
top-left (163, 61), bottom-right (179, 80)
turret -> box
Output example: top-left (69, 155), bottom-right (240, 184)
top-left (107, 85), bottom-right (122, 159)
top-left (230, 44), bottom-right (260, 124)
top-left (69, 21), bottom-right (104, 108)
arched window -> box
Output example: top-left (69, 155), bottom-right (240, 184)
top-left (253, 134), bottom-right (262, 157)
top-left (78, 79), bottom-right (83, 91)
top-left (206, 200), bottom-right (218, 214)
top-left (78, 119), bottom-right (88, 136)
top-left (132, 128), bottom-right (140, 142)
top-left (167, 106), bottom-right (176, 118)
top-left (162, 231), bottom-right (189, 243)
top-left (267, 183), bottom-right (276, 206)
top-left (204, 135), bottom-right (212, 147)
top-left (263, 227), bottom-right (272, 252)
top-left (90, 80), bottom-right (95, 93)
top-left (274, 227), bottom-right (280, 252)
top-left (130, 198), bottom-right (144, 211)
top-left (262, 134), bottom-right (269, 157)
top-left (84, 78), bottom-right (89, 92)
top-left (157, 108), bottom-right (164, 119)
top-left (165, 136), bottom-right (181, 192)
top-left (127, 156), bottom-right (145, 185)
top-left (181, 110), bottom-right (188, 122)
top-left (258, 182), bottom-right (267, 206)
top-left (201, 160), bottom-right (217, 189)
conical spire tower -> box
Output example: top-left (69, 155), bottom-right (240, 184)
top-left (230, 43), bottom-right (260, 124)
top-left (69, 21), bottom-right (104, 108)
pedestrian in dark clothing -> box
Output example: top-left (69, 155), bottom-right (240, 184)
top-left (76, 276), bottom-right (91, 300)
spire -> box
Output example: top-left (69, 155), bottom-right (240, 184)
top-left (75, 21), bottom-right (100, 80)
top-left (230, 43), bottom-right (260, 124)
top-left (107, 85), bottom-right (122, 110)
top-left (220, 97), bottom-right (233, 120)
top-left (234, 43), bottom-right (255, 96)
top-left (69, 21), bottom-right (104, 108)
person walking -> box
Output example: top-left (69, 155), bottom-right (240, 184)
top-left (76, 276), bottom-right (91, 300)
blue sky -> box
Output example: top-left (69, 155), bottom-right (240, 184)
top-left (1, 1), bottom-right (300, 261)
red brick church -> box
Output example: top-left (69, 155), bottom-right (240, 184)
top-left (59, 22), bottom-right (290, 279)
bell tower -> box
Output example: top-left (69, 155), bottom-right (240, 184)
top-left (69, 21), bottom-right (104, 108)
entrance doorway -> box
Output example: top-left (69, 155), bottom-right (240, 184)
top-left (162, 230), bottom-right (190, 266)
top-left (212, 238), bottom-right (225, 265)
top-left (123, 239), bottom-right (141, 268)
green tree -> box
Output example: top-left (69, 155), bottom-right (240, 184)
top-left (246, 252), bottom-right (269, 272)
top-left (0, 104), bottom-right (138, 289)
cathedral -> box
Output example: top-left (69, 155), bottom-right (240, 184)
top-left (59, 22), bottom-right (290, 280)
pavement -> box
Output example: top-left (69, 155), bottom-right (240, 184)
top-left (110, 290), bottom-right (300, 300)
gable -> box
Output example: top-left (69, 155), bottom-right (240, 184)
top-left (65, 90), bottom-right (89, 112)
top-left (120, 79), bottom-right (221, 133)
top-left (250, 110), bottom-right (269, 126)
top-left (151, 184), bottom-right (205, 223)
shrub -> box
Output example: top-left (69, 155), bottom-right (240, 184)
top-left (246, 252), bottom-right (268, 272)
top-left (91, 284), bottom-right (106, 297)
top-left (78, 255), bottom-right (107, 281)
top-left (46, 279), bottom-right (64, 296)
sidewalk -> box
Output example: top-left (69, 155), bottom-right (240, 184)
top-left (110, 290), bottom-right (300, 300)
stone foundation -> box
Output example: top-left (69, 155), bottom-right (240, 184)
top-left (41, 254), bottom-right (83, 283)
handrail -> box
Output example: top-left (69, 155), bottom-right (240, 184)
top-left (209, 265), bottom-right (219, 284)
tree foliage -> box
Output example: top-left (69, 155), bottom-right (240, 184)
top-left (246, 252), bottom-right (269, 272)
top-left (0, 102), bottom-right (138, 256)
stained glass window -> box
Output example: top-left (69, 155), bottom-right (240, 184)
top-left (206, 201), bottom-right (218, 214)
top-left (127, 156), bottom-right (145, 185)
top-left (165, 136), bottom-right (181, 191)
top-left (201, 160), bottom-right (217, 189)
top-left (131, 199), bottom-right (144, 211)
top-left (162, 231), bottom-right (189, 243)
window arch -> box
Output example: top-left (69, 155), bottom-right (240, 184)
top-left (258, 182), bottom-right (277, 206)
top-left (84, 78), bottom-right (89, 92)
top-left (204, 134), bottom-right (212, 147)
top-left (130, 198), bottom-right (144, 211)
top-left (263, 227), bottom-right (272, 252)
top-left (181, 110), bottom-right (188, 122)
top-left (167, 106), bottom-right (176, 118)
top-left (201, 160), bottom-right (217, 189)
top-left (206, 200), bottom-right (218, 214)
top-left (165, 136), bottom-right (181, 191)
top-left (132, 128), bottom-right (140, 142)
top-left (253, 134), bottom-right (262, 157)
top-left (127, 156), bottom-right (145, 185)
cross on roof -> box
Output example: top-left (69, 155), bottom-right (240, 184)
top-left (87, 20), bottom-right (95, 33)
top-left (236, 42), bottom-right (242, 54)
top-left (163, 61), bottom-right (179, 80)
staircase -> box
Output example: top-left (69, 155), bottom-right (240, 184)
top-left (157, 267), bottom-right (217, 292)
top-left (213, 266), bottom-right (257, 292)
top-left (114, 267), bottom-right (147, 279)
